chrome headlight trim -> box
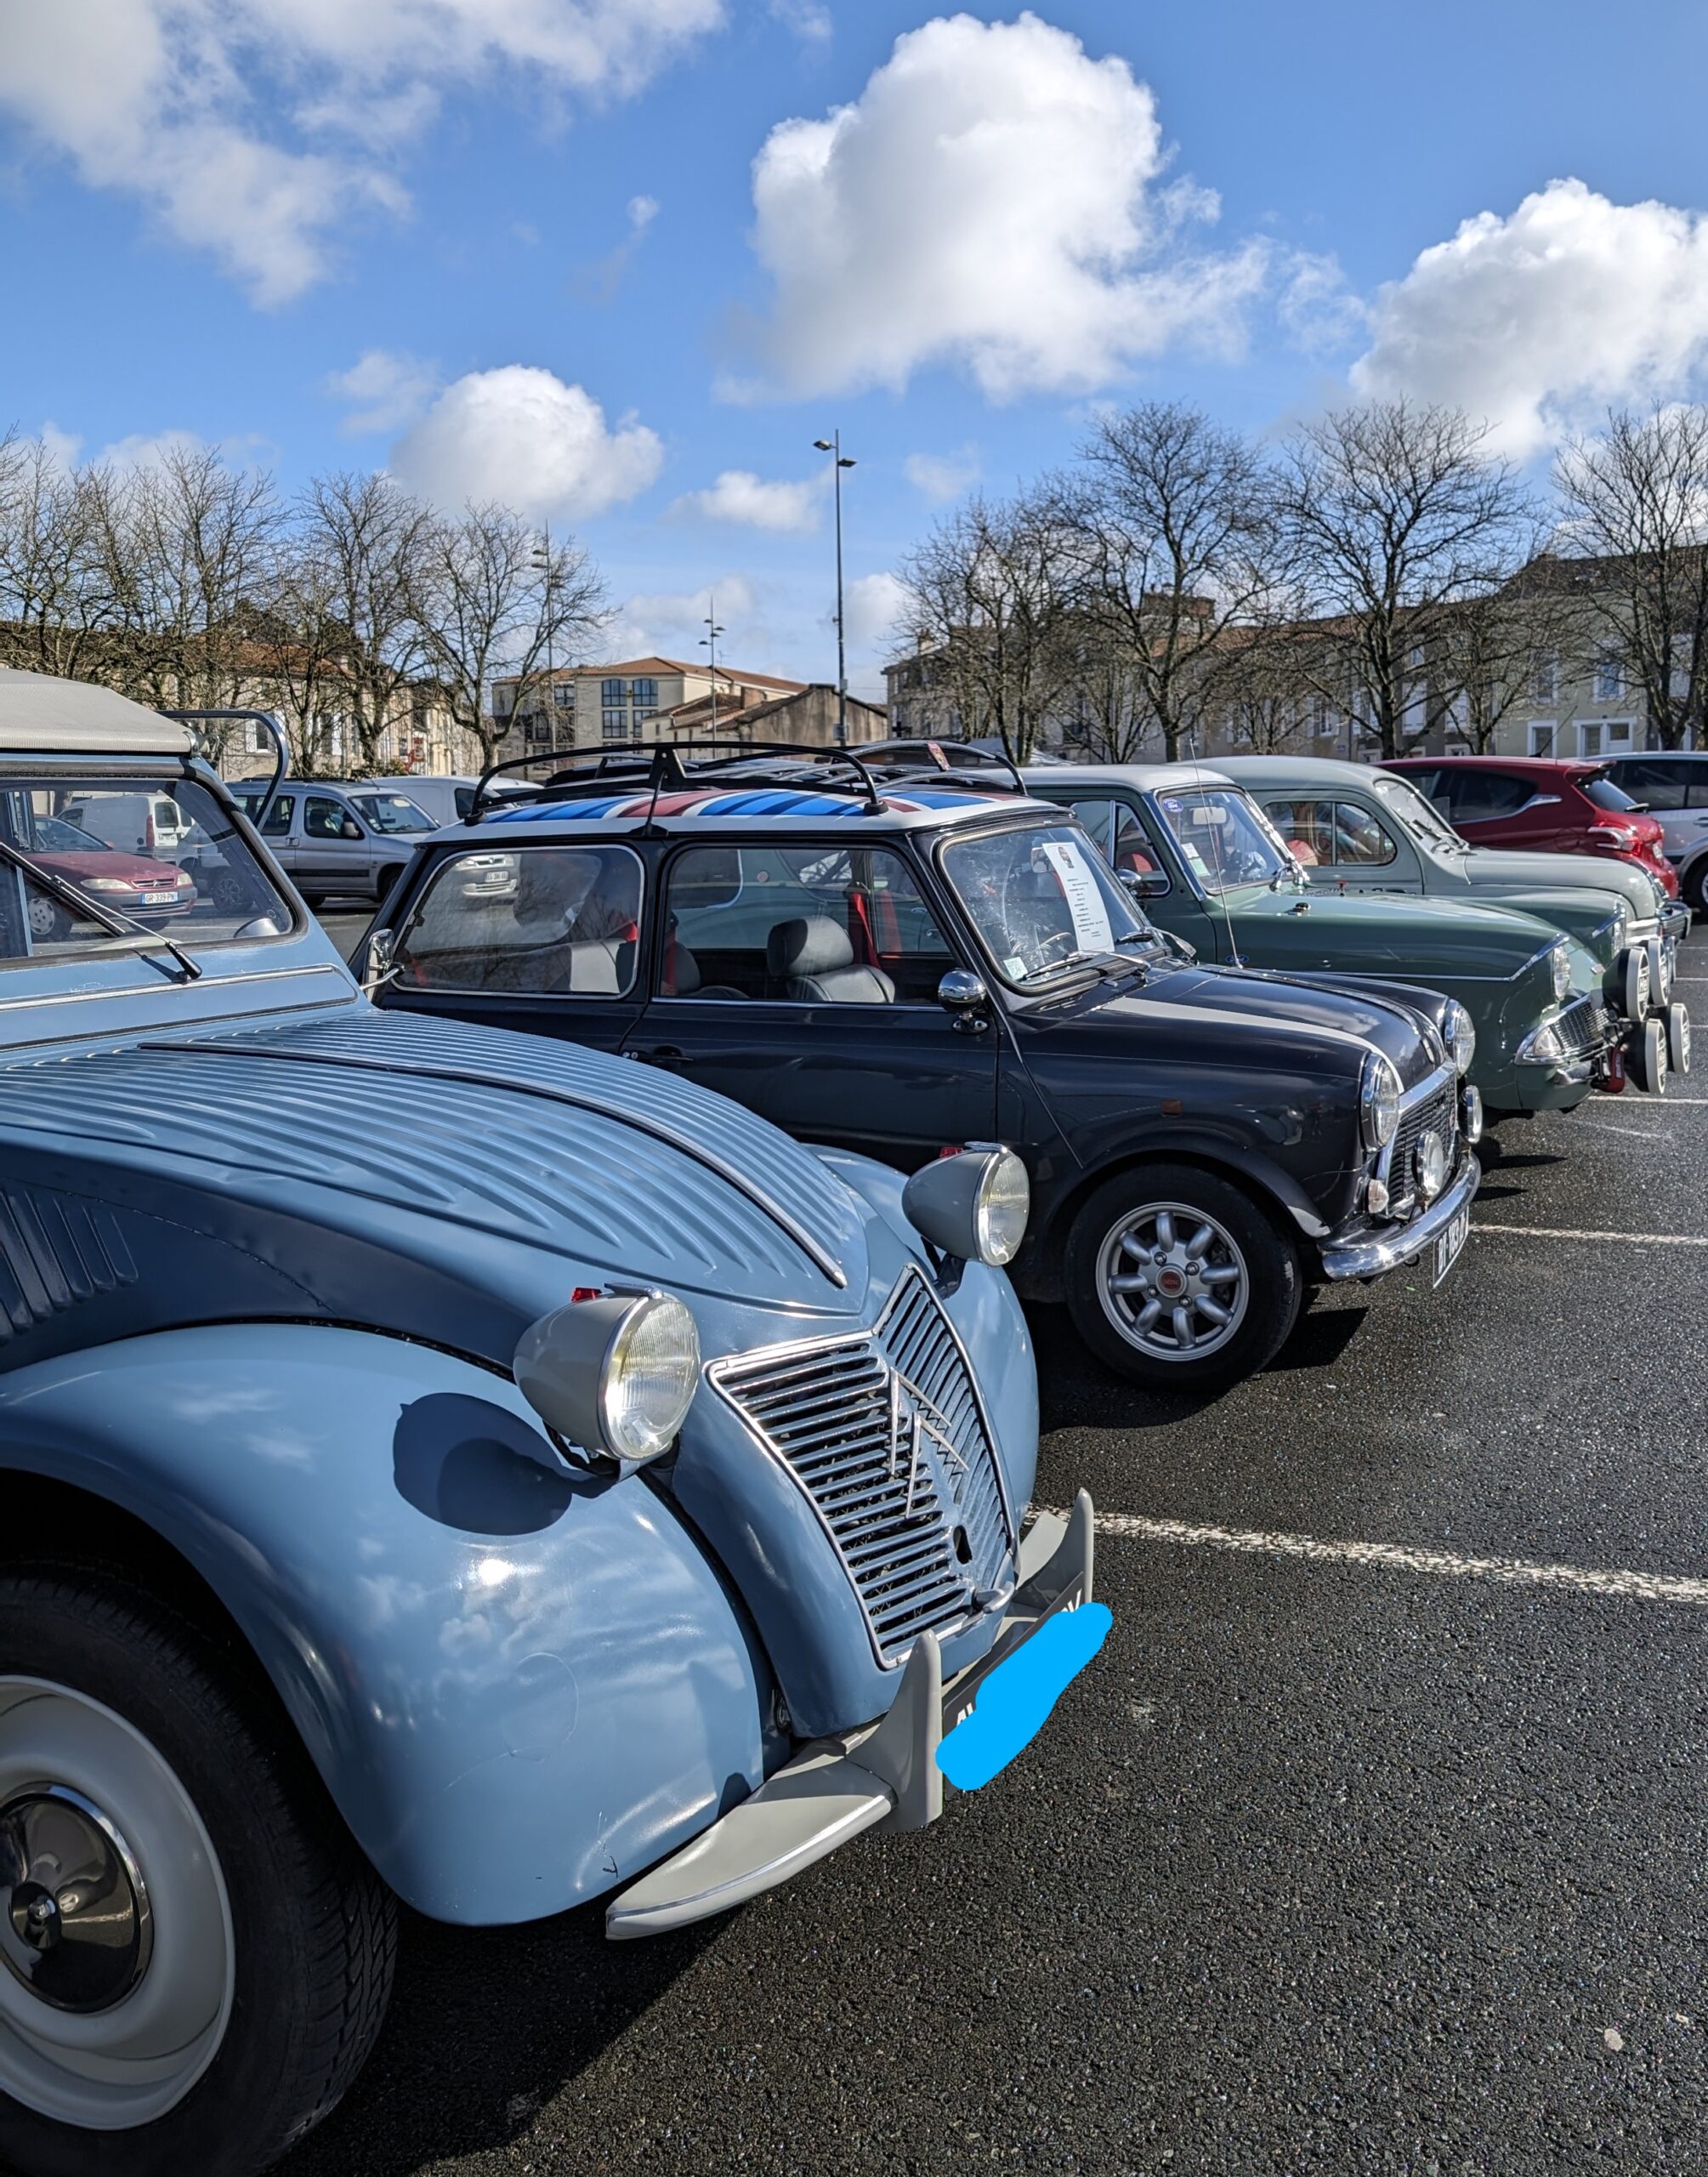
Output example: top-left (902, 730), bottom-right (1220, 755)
top-left (1359, 1053), bottom-right (1401, 1150)
top-left (903, 1145), bottom-right (1030, 1266)
top-left (1549, 939), bottom-right (1572, 1003)
top-left (1440, 999), bottom-right (1476, 1078)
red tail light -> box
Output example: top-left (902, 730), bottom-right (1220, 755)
top-left (1586, 824), bottom-right (1637, 850)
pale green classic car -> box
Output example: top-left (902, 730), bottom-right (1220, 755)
top-left (1211, 753), bottom-right (1690, 1025)
top-left (1025, 763), bottom-right (1672, 1114)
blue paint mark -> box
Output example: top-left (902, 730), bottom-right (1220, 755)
top-left (936, 1602), bottom-right (1111, 1791)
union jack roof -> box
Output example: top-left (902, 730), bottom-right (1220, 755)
top-left (458, 781), bottom-right (1025, 835)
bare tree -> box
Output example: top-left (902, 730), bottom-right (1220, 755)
top-left (1275, 401), bottom-right (1535, 759)
top-left (1554, 405), bottom-right (1708, 749)
top-left (1069, 402), bottom-right (1284, 760)
top-left (416, 505), bottom-right (606, 767)
top-left (0, 435), bottom-right (116, 682)
top-left (297, 472), bottom-right (434, 772)
top-left (897, 491), bottom-right (1079, 761)
top-left (259, 534), bottom-right (355, 777)
top-left (1430, 559), bottom-right (1591, 753)
top-left (1212, 625), bottom-right (1320, 753)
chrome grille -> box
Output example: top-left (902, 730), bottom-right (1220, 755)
top-left (1557, 993), bottom-right (1610, 1056)
top-left (1382, 1077), bottom-right (1458, 1213)
top-left (710, 1267), bottom-right (1016, 1666)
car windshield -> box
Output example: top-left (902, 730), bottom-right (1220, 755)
top-left (351, 793), bottom-right (434, 833)
top-left (939, 821), bottom-right (1155, 986)
top-left (1150, 787), bottom-right (1290, 891)
top-left (1370, 770), bottom-right (1467, 850)
top-left (1582, 776), bottom-right (1642, 813)
top-left (0, 776), bottom-right (292, 964)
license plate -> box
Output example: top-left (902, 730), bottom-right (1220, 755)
top-left (1433, 1206), bottom-right (1470, 1286)
top-left (141, 890), bottom-right (179, 906)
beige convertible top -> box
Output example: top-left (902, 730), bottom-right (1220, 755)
top-left (0, 668), bottom-right (195, 756)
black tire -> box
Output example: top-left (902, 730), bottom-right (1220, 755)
top-left (1684, 858), bottom-right (1708, 916)
top-left (0, 1570), bottom-right (396, 2177)
top-left (1064, 1161), bottom-right (1302, 1390)
top-left (297, 891), bottom-right (325, 912)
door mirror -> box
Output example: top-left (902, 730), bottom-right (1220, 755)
top-left (362, 926), bottom-right (397, 992)
top-left (1117, 867), bottom-right (1169, 899)
top-left (937, 966), bottom-right (990, 1032)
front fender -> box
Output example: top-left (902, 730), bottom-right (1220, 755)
top-left (0, 1324), bottom-right (772, 1924)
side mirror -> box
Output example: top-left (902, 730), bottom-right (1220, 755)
top-left (1117, 867), bottom-right (1169, 899)
top-left (937, 966), bottom-right (990, 1032)
top-left (1159, 930), bottom-right (1197, 964)
top-left (362, 927), bottom-right (398, 993)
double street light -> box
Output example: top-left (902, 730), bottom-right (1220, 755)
top-left (813, 434), bottom-right (856, 744)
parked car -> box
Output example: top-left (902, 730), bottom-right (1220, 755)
top-left (364, 746), bottom-right (1481, 1395)
top-left (1020, 762), bottom-right (1687, 1104)
top-left (228, 778), bottom-right (434, 905)
top-left (59, 785), bottom-right (199, 858)
top-left (0, 669), bottom-right (1092, 2176)
top-left (1603, 751), bottom-right (1708, 912)
top-left (16, 810), bottom-right (197, 939)
top-left (1385, 754), bottom-right (1680, 899)
top-left (361, 773), bottom-right (536, 827)
top-left (1207, 753), bottom-right (1690, 1035)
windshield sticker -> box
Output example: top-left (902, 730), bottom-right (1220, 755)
top-left (1040, 840), bottom-right (1114, 956)
top-left (1004, 954), bottom-right (1029, 981)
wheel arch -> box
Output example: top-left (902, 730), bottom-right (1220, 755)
top-left (0, 1322), bottom-right (773, 1925)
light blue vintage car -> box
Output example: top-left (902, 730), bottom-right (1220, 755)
top-left (0, 671), bottom-right (1091, 2177)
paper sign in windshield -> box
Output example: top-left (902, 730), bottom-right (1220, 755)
top-left (1040, 840), bottom-right (1113, 957)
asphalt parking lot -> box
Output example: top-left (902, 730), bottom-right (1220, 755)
top-left (293, 918), bottom-right (1707, 2177)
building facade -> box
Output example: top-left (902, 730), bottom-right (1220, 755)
top-left (491, 657), bottom-right (809, 758)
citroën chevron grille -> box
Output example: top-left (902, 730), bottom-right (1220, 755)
top-left (710, 1267), bottom-right (1016, 1665)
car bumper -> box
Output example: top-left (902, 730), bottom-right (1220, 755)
top-left (604, 1492), bottom-right (1097, 1940)
top-left (1318, 1154), bottom-right (1480, 1282)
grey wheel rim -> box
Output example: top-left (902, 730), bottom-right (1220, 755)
top-left (1094, 1199), bottom-right (1251, 1362)
top-left (24, 895), bottom-right (58, 941)
top-left (0, 1678), bottom-right (234, 2131)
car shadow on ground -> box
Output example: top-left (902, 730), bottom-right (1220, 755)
top-left (282, 1903), bottom-right (719, 2175)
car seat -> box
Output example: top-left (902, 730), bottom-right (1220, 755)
top-left (766, 916), bottom-right (896, 1003)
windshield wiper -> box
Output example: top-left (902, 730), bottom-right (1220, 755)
top-left (0, 837), bottom-right (203, 980)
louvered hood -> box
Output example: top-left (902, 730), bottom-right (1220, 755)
top-left (0, 1002), bottom-right (871, 1367)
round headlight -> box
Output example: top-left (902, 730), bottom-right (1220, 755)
top-left (1414, 1128), bottom-right (1449, 1204)
top-left (973, 1149), bottom-right (1030, 1265)
top-left (1359, 1054), bottom-right (1401, 1149)
top-left (514, 1290), bottom-right (700, 1464)
top-left (1441, 999), bottom-right (1476, 1078)
top-left (602, 1294), bottom-right (701, 1460)
top-left (1549, 941), bottom-right (1572, 1003)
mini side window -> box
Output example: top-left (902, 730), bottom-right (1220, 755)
top-left (660, 843), bottom-right (952, 1003)
top-left (393, 846), bottom-right (644, 997)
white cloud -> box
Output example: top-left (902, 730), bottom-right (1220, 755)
top-left (0, 0), bottom-right (723, 304)
top-left (670, 469), bottom-right (821, 532)
top-left (389, 366), bottom-right (663, 520)
top-left (606, 573), bottom-right (764, 660)
top-left (627, 193), bottom-right (660, 232)
top-left (843, 570), bottom-right (910, 650)
top-left (326, 348), bottom-right (439, 435)
top-left (737, 11), bottom-right (1267, 401)
top-left (1353, 178), bottom-right (1708, 458)
top-left (770, 0), bottom-right (832, 41)
top-left (903, 446), bottom-right (981, 503)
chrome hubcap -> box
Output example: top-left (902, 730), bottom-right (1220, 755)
top-left (0, 1679), bottom-right (234, 2131)
top-left (1095, 1201), bottom-right (1250, 1361)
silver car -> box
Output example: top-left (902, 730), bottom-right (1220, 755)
top-left (1605, 753), bottom-right (1708, 912)
top-left (231, 782), bottom-right (435, 906)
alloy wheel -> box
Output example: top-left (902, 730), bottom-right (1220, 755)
top-left (1093, 1200), bottom-right (1251, 1362)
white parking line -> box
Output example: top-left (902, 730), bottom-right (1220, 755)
top-left (1068, 1509), bottom-right (1708, 1606)
top-left (1473, 1222), bottom-right (1708, 1246)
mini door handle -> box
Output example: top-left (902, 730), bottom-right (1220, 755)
top-left (625, 1044), bottom-right (685, 1067)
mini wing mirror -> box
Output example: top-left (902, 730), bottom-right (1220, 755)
top-left (1159, 929), bottom-right (1197, 963)
top-left (937, 966), bottom-right (990, 1032)
top-left (1117, 867), bottom-right (1169, 899)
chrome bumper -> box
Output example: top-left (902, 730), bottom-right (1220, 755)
top-left (1319, 1155), bottom-right (1480, 1282)
top-left (1661, 901), bottom-right (1691, 945)
top-left (604, 1493), bottom-right (1097, 1939)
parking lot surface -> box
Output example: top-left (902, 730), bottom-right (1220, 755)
top-left (283, 929), bottom-right (1706, 2177)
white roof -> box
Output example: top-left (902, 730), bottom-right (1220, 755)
top-left (0, 669), bottom-right (194, 756)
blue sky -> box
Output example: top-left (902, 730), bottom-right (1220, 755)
top-left (5, 1), bottom-right (1708, 695)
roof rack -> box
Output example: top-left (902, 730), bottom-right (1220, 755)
top-left (465, 738), bottom-right (895, 822)
top-left (857, 736), bottom-right (1030, 798)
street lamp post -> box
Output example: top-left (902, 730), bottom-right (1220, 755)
top-left (530, 522), bottom-right (559, 754)
top-left (701, 600), bottom-right (725, 747)
top-left (813, 434), bottom-right (856, 743)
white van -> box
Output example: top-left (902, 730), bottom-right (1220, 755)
top-left (60, 788), bottom-right (199, 857)
top-left (363, 776), bottom-right (535, 827)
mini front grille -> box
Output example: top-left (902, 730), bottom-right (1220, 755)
top-left (710, 1267), bottom-right (1016, 1666)
top-left (1384, 1079), bottom-right (1459, 1213)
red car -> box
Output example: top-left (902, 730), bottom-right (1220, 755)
top-left (24, 811), bottom-right (199, 939)
top-left (1384, 755), bottom-right (1680, 897)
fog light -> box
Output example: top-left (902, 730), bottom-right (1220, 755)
top-left (1459, 1083), bottom-right (1484, 1145)
top-left (1415, 1128), bottom-right (1449, 1204)
top-left (1365, 1176), bottom-right (1390, 1217)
